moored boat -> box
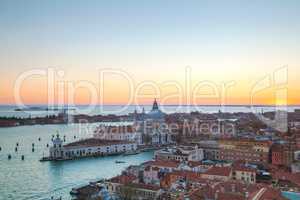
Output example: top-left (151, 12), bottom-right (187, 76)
top-left (115, 160), bottom-right (126, 164)
top-left (123, 150), bottom-right (140, 156)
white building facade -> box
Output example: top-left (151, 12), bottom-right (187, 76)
top-left (49, 135), bottom-right (137, 160)
top-left (154, 145), bottom-right (204, 162)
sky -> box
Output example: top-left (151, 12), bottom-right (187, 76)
top-left (0, 0), bottom-right (299, 105)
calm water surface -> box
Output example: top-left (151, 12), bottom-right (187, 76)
top-left (0, 123), bottom-right (153, 200)
top-left (282, 191), bottom-right (300, 200)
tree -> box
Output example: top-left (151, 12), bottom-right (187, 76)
top-left (117, 184), bottom-right (135, 200)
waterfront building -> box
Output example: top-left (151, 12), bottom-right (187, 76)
top-left (49, 135), bottom-right (137, 160)
top-left (93, 125), bottom-right (142, 145)
top-left (105, 173), bottom-right (138, 192)
top-left (144, 160), bottom-right (180, 173)
top-left (95, 99), bottom-right (173, 146)
top-left (135, 99), bottom-right (173, 146)
top-left (70, 182), bottom-right (102, 200)
top-left (218, 139), bottom-right (272, 164)
top-left (154, 145), bottom-right (204, 162)
top-left (0, 120), bottom-right (19, 127)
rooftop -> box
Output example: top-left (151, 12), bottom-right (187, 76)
top-left (109, 174), bottom-right (137, 185)
top-left (204, 166), bottom-right (232, 177)
top-left (64, 138), bottom-right (134, 148)
top-left (147, 160), bottom-right (180, 168)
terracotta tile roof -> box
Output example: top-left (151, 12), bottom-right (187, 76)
top-left (109, 174), bottom-right (137, 184)
top-left (170, 170), bottom-right (202, 182)
top-left (219, 138), bottom-right (272, 147)
top-left (148, 160), bottom-right (180, 168)
top-left (233, 165), bottom-right (256, 173)
top-left (204, 166), bottom-right (232, 177)
top-left (186, 181), bottom-right (266, 200)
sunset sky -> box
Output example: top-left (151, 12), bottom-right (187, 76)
top-left (0, 0), bottom-right (299, 105)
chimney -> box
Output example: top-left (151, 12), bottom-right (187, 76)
top-left (231, 184), bottom-right (236, 193)
top-left (220, 186), bottom-right (225, 193)
top-left (245, 192), bottom-right (249, 198)
top-left (215, 190), bottom-right (219, 200)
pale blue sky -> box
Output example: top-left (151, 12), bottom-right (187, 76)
top-left (0, 0), bottom-right (299, 104)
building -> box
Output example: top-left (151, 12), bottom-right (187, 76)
top-left (169, 114), bottom-right (237, 137)
top-left (117, 99), bottom-right (173, 146)
top-left (138, 121), bottom-right (172, 145)
top-left (134, 99), bottom-right (173, 145)
top-left (93, 99), bottom-right (172, 147)
top-left (49, 135), bottom-right (137, 160)
top-left (294, 150), bottom-right (300, 161)
top-left (183, 181), bottom-right (287, 200)
top-left (160, 170), bottom-right (202, 189)
top-left (105, 174), bottom-right (162, 200)
top-left (218, 139), bottom-right (272, 164)
top-left (144, 160), bottom-right (180, 173)
top-left (144, 99), bottom-right (166, 122)
top-left (93, 125), bottom-right (142, 145)
top-left (177, 161), bottom-right (212, 173)
top-left (232, 165), bottom-right (256, 184)
top-left (143, 165), bottom-right (160, 185)
top-left (0, 120), bottom-right (19, 127)
top-left (154, 145), bottom-right (204, 162)
top-left (201, 166), bottom-right (232, 181)
top-left (105, 173), bottom-right (138, 192)
top-left (271, 143), bottom-right (295, 167)
top-left (196, 140), bottom-right (220, 160)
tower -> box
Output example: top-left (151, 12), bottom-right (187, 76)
top-left (152, 99), bottom-right (159, 111)
top-left (50, 133), bottom-right (64, 159)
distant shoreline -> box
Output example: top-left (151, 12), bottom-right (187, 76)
top-left (0, 104), bottom-right (300, 107)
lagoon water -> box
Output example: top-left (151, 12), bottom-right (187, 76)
top-left (0, 123), bottom-right (153, 200)
top-left (1, 105), bottom-right (300, 200)
top-left (282, 191), bottom-right (300, 200)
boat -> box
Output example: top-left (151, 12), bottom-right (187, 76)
top-left (123, 150), bottom-right (140, 156)
top-left (115, 160), bottom-right (126, 164)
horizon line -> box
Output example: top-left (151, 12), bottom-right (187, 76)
top-left (0, 104), bottom-right (299, 107)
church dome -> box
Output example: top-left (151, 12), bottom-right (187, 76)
top-left (146, 99), bottom-right (165, 120)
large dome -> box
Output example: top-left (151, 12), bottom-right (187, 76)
top-left (147, 109), bottom-right (166, 119)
